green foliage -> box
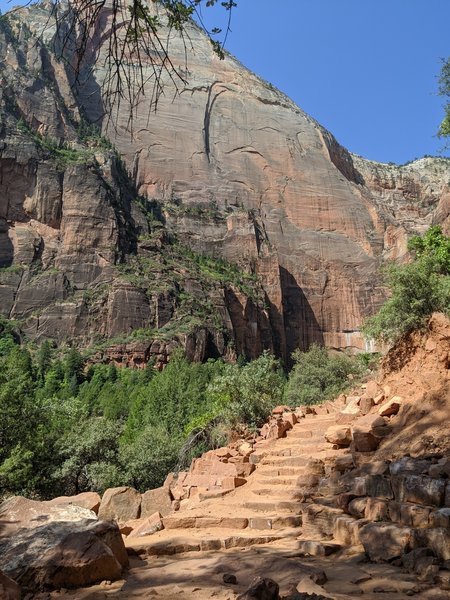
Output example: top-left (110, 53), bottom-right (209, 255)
top-left (119, 425), bottom-right (180, 491)
top-left (284, 344), bottom-right (363, 406)
top-left (438, 57), bottom-right (450, 144)
top-left (54, 418), bottom-right (124, 495)
top-left (407, 225), bottom-right (450, 273)
top-left (363, 226), bottom-right (450, 343)
top-left (206, 351), bottom-right (285, 430)
top-left (17, 118), bottom-right (95, 168)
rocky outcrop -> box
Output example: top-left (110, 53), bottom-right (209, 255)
top-left (0, 496), bottom-right (128, 592)
top-left (0, 4), bottom-right (449, 361)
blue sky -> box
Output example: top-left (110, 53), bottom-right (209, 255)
top-left (1, 0), bottom-right (449, 164)
top-left (196, 0), bottom-right (450, 164)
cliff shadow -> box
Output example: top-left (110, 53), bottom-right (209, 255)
top-left (224, 287), bottom-right (274, 360)
top-left (0, 220), bottom-right (14, 268)
top-left (279, 266), bottom-right (323, 366)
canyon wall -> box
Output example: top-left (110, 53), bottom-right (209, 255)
top-left (0, 3), bottom-right (448, 362)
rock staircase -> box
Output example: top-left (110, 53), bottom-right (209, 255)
top-left (124, 409), bottom-right (350, 558)
top-left (121, 395), bottom-right (450, 596)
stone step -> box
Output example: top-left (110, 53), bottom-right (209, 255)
top-left (287, 428), bottom-right (331, 439)
top-left (243, 499), bottom-right (301, 512)
top-left (258, 442), bottom-right (321, 458)
top-left (256, 476), bottom-right (302, 486)
top-left (161, 513), bottom-right (302, 531)
top-left (252, 487), bottom-right (304, 499)
top-left (260, 455), bottom-right (310, 467)
top-left (125, 527), bottom-right (301, 557)
top-left (257, 466), bottom-right (307, 477)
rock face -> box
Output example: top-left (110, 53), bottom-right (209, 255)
top-left (0, 4), bottom-right (449, 360)
top-left (0, 496), bottom-right (128, 592)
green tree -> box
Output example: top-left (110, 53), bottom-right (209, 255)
top-left (284, 344), bottom-right (362, 406)
top-left (119, 425), bottom-right (180, 491)
top-left (206, 351), bottom-right (285, 430)
top-left (363, 226), bottom-right (450, 343)
top-left (54, 417), bottom-right (124, 495)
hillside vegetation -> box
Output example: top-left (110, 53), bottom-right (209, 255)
top-left (1, 227), bottom-right (447, 500)
top-left (0, 333), bottom-right (365, 500)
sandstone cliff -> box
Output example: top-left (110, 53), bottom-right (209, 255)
top-left (0, 3), bottom-right (449, 362)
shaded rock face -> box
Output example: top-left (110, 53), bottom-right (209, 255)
top-left (1, 5), bottom-right (449, 360)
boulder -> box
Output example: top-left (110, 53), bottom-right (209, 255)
top-left (330, 454), bottom-right (355, 473)
top-left (260, 418), bottom-right (292, 440)
top-left (49, 492), bottom-right (102, 514)
top-left (0, 570), bottom-right (20, 600)
top-left (378, 396), bottom-right (402, 417)
top-left (351, 475), bottom-right (393, 499)
top-left (141, 486), bottom-right (173, 518)
top-left (282, 411), bottom-right (298, 426)
top-left (389, 457), bottom-right (431, 477)
top-left (364, 498), bottom-right (389, 522)
top-left (402, 548), bottom-right (435, 573)
top-left (0, 496), bottom-right (97, 535)
top-left (296, 540), bottom-right (341, 557)
top-left (352, 430), bottom-right (379, 452)
top-left (348, 497), bottom-right (368, 519)
top-left (126, 512), bottom-right (164, 538)
top-left (98, 486), bottom-right (142, 523)
top-left (388, 501), bottom-right (431, 528)
top-left (391, 475), bottom-right (446, 507)
top-left (0, 497), bottom-right (128, 592)
top-left (237, 577), bottom-right (279, 600)
top-left (373, 393), bottom-right (385, 405)
top-left (416, 528), bottom-right (450, 561)
top-left (324, 425), bottom-right (352, 447)
top-left (428, 457), bottom-right (450, 479)
top-left (341, 396), bottom-right (361, 416)
top-left (351, 414), bottom-right (387, 452)
top-left (429, 508), bottom-right (450, 529)
top-left (365, 380), bottom-right (382, 399)
top-left (359, 395), bottom-right (374, 415)
top-left (359, 522), bottom-right (415, 562)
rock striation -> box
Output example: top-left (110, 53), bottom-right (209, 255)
top-left (0, 3), bottom-right (449, 361)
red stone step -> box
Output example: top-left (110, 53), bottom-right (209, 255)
top-left (260, 455), bottom-right (310, 467)
top-left (125, 528), bottom-right (296, 557)
top-left (243, 499), bottom-right (301, 512)
top-left (258, 466), bottom-right (307, 477)
top-left (256, 475), bottom-right (304, 486)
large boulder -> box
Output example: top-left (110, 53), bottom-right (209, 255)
top-left (0, 496), bottom-right (128, 592)
top-left (359, 522), bottom-right (415, 562)
top-left (49, 491), bottom-right (102, 514)
top-left (141, 486), bottom-right (173, 518)
top-left (98, 486), bottom-right (142, 523)
top-left (324, 425), bottom-right (352, 447)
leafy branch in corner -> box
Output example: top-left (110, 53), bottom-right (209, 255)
top-left (48, 0), bottom-right (237, 131)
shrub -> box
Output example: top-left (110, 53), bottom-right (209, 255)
top-left (363, 226), bottom-right (450, 343)
top-left (206, 351), bottom-right (285, 430)
top-left (284, 344), bottom-right (363, 406)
